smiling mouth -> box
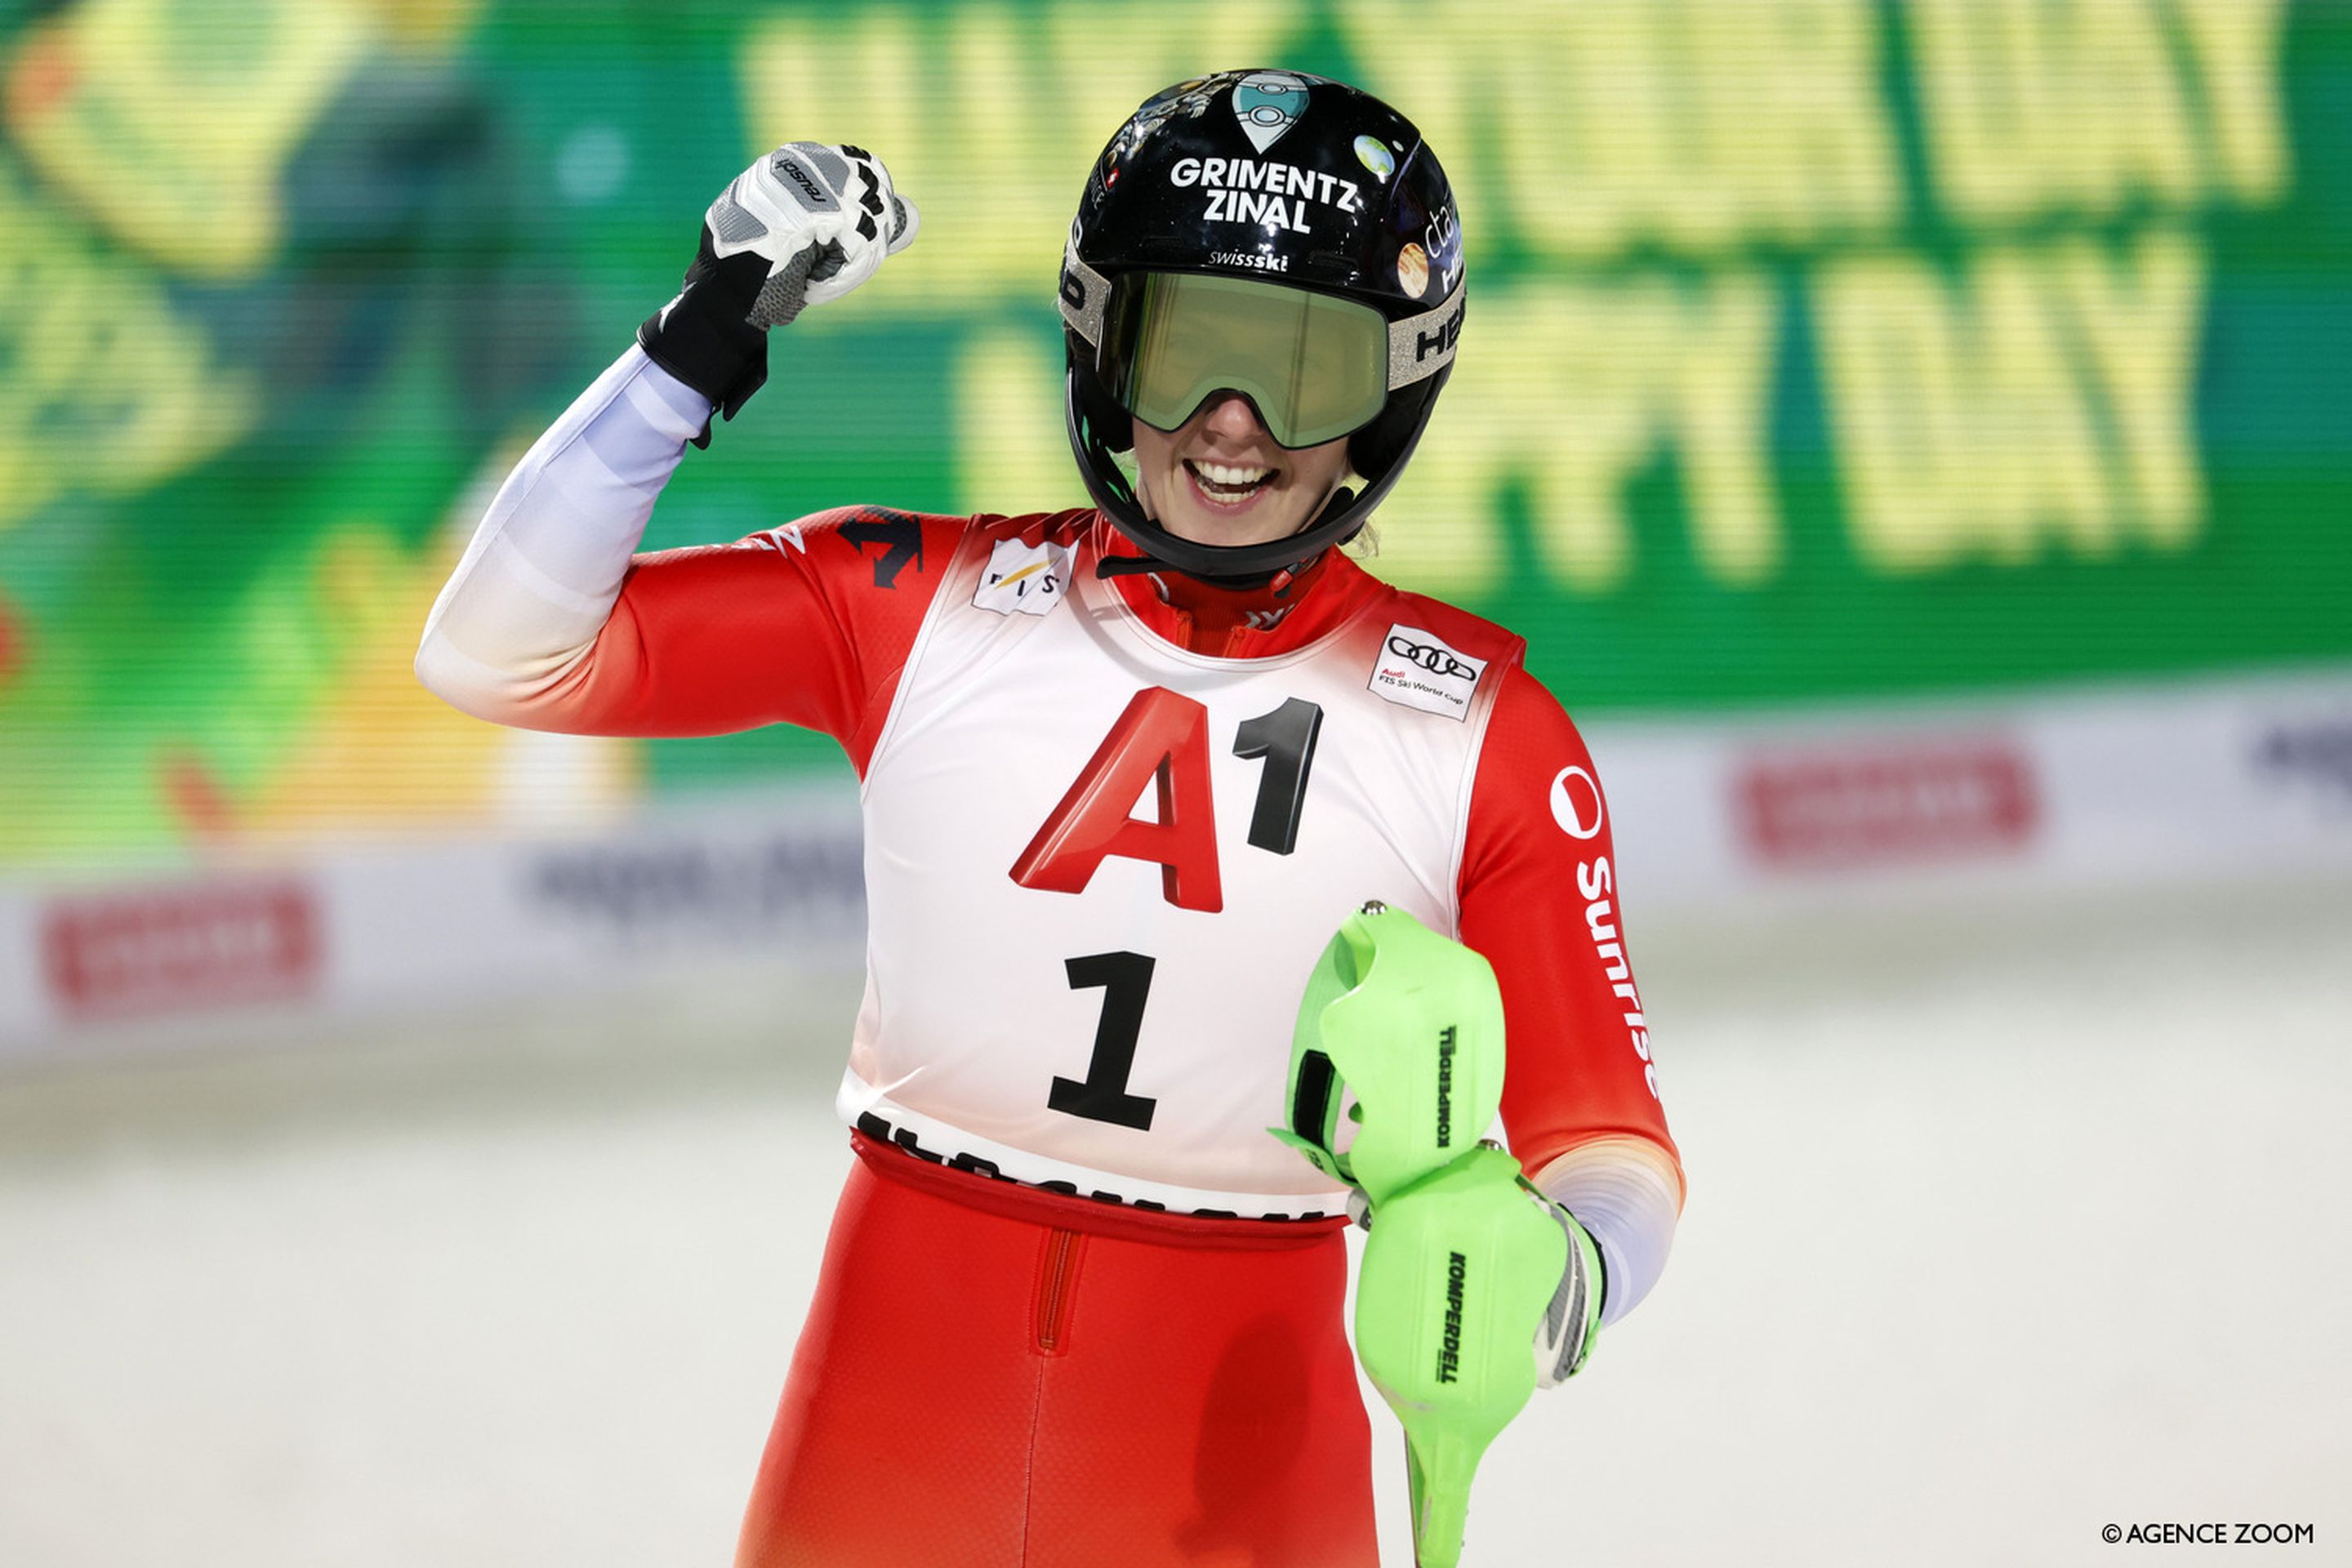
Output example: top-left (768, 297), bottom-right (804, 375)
top-left (1183, 459), bottom-right (1276, 506)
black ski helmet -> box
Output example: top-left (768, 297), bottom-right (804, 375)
top-left (1060, 71), bottom-right (1466, 583)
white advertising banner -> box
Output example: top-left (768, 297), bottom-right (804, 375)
top-left (5, 672), bottom-right (2349, 1058)
top-left (1592, 669), bottom-right (2352, 911)
top-left (0, 786), bottom-right (866, 1059)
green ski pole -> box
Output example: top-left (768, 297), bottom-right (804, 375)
top-left (1272, 902), bottom-right (1568, 1566)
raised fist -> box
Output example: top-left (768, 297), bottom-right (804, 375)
top-left (639, 143), bottom-right (920, 440)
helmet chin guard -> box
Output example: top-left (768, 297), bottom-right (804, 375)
top-left (1060, 71), bottom-right (1467, 586)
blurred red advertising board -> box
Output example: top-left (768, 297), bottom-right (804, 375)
top-left (1735, 739), bottom-right (2039, 870)
top-left (41, 880), bottom-right (322, 1022)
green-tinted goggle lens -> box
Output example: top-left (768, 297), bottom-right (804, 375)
top-left (1107, 272), bottom-right (1389, 450)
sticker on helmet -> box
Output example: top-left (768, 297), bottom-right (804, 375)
top-left (1170, 156), bottom-right (1364, 235)
top-left (1209, 249), bottom-right (1291, 273)
top-left (1233, 71), bottom-right (1311, 154)
top-left (1117, 78), bottom-right (1218, 167)
top-left (1355, 135), bottom-right (1396, 180)
top-left (1425, 203), bottom-right (1463, 296)
top-left (1396, 243), bottom-right (1429, 298)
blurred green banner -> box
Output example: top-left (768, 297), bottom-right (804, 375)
top-left (2, 0), bottom-right (2348, 861)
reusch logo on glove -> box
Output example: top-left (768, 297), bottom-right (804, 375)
top-left (769, 153), bottom-right (837, 212)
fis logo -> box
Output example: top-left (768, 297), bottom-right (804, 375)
top-left (973, 538), bottom-right (1073, 617)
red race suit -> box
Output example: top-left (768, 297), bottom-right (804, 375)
top-left (417, 349), bottom-right (1684, 1566)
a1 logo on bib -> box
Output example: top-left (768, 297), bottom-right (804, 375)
top-left (974, 538), bottom-right (1073, 617)
top-left (1369, 624), bottom-right (1486, 720)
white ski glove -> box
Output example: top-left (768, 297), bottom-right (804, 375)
top-left (637, 142), bottom-right (920, 441)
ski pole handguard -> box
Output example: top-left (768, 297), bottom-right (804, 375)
top-left (1269, 901), bottom-right (1506, 1203)
top-left (1272, 903), bottom-right (1570, 1567)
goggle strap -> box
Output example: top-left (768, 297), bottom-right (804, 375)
top-left (1388, 275), bottom-right (1464, 390)
top-left (1059, 234), bottom-right (1110, 348)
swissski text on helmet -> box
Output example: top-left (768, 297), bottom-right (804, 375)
top-left (1060, 71), bottom-right (1466, 583)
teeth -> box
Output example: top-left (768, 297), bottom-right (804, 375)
top-left (1192, 461), bottom-right (1272, 488)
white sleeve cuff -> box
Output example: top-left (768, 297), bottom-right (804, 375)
top-left (416, 345), bottom-right (715, 708)
top-left (1531, 1136), bottom-right (1683, 1326)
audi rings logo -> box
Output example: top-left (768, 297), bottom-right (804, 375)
top-left (1369, 622), bottom-right (1486, 720)
top-left (1387, 635), bottom-right (1477, 681)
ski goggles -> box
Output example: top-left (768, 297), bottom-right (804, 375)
top-left (1096, 271), bottom-right (1392, 450)
top-left (1060, 242), bottom-right (1466, 450)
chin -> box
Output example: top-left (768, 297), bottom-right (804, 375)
top-left (1165, 509), bottom-right (1307, 550)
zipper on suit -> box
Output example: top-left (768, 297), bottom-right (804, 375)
top-left (1033, 1228), bottom-right (1083, 1354)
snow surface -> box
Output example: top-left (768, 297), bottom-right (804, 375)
top-left (2, 879), bottom-right (2346, 1566)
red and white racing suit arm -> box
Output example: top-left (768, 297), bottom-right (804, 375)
top-left (1460, 664), bottom-right (1686, 1324)
top-left (415, 344), bottom-right (958, 768)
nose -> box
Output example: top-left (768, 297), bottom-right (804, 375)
top-left (1199, 392), bottom-right (1270, 443)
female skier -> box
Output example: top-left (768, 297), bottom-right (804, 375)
top-left (418, 71), bottom-right (1682, 1568)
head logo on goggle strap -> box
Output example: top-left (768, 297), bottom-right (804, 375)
top-left (1233, 71), bottom-right (1312, 154)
